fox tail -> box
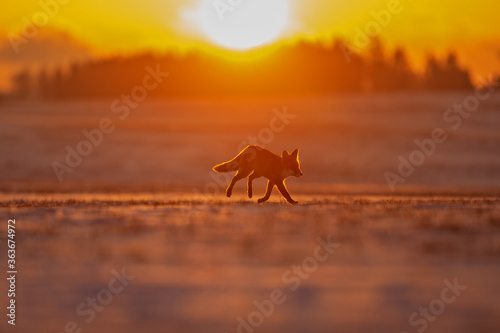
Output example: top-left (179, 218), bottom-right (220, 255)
top-left (212, 159), bottom-right (240, 173)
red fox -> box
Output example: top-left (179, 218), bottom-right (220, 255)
top-left (213, 145), bottom-right (303, 204)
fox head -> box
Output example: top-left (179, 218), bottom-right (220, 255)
top-left (281, 149), bottom-right (303, 178)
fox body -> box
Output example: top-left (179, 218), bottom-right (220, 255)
top-left (213, 145), bottom-right (303, 204)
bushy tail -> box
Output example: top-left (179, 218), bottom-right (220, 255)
top-left (212, 159), bottom-right (239, 173)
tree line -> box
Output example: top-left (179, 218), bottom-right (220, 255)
top-left (10, 38), bottom-right (480, 99)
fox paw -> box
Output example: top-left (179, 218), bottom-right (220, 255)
top-left (257, 197), bottom-right (268, 204)
top-left (289, 200), bottom-right (299, 205)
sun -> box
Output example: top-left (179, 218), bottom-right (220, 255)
top-left (194, 0), bottom-right (289, 50)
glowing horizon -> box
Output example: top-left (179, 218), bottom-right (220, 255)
top-left (1, 0), bottom-right (500, 90)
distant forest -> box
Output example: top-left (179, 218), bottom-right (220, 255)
top-left (10, 39), bottom-right (480, 99)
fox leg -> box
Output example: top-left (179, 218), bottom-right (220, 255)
top-left (247, 172), bottom-right (259, 198)
top-left (276, 181), bottom-right (298, 205)
top-left (226, 169), bottom-right (252, 197)
top-left (257, 180), bottom-right (275, 203)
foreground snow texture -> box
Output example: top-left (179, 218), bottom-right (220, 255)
top-left (0, 194), bottom-right (499, 333)
top-left (1, 93), bottom-right (499, 331)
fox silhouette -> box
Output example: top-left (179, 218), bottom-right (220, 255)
top-left (213, 145), bottom-right (303, 204)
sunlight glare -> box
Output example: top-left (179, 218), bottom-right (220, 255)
top-left (194, 0), bottom-right (289, 50)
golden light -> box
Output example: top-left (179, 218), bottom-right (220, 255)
top-left (193, 0), bottom-right (289, 50)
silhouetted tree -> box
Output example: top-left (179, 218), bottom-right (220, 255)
top-left (425, 54), bottom-right (439, 82)
top-left (368, 37), bottom-right (385, 65)
top-left (11, 69), bottom-right (32, 98)
top-left (391, 47), bottom-right (416, 90)
top-left (37, 69), bottom-right (51, 98)
top-left (366, 38), bottom-right (393, 91)
top-left (424, 52), bottom-right (473, 90)
top-left (444, 52), bottom-right (473, 89)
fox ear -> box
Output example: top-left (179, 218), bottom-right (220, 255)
top-left (291, 149), bottom-right (299, 159)
top-left (282, 150), bottom-right (290, 158)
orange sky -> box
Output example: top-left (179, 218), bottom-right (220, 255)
top-left (1, 0), bottom-right (500, 90)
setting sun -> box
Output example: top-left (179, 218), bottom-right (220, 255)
top-left (1, 1), bottom-right (500, 333)
top-left (192, 0), bottom-right (289, 50)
